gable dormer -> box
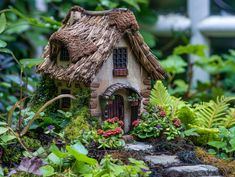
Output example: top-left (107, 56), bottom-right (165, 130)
top-left (50, 41), bottom-right (70, 67)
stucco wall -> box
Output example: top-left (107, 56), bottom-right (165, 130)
top-left (91, 37), bottom-right (149, 120)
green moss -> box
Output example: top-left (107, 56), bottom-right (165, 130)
top-left (22, 136), bottom-right (41, 150)
top-left (64, 107), bottom-right (91, 140)
top-left (30, 75), bottom-right (58, 113)
top-left (71, 85), bottom-right (90, 114)
top-left (2, 144), bottom-right (22, 165)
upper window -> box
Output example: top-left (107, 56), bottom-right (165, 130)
top-left (113, 47), bottom-right (128, 69)
top-left (60, 46), bottom-right (69, 61)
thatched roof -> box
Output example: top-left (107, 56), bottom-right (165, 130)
top-left (37, 6), bottom-right (165, 84)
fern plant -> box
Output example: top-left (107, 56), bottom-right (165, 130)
top-left (194, 96), bottom-right (235, 129)
top-left (150, 80), bottom-right (187, 119)
top-left (150, 80), bottom-right (172, 107)
top-left (221, 108), bottom-right (235, 128)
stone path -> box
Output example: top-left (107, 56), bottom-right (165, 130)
top-left (125, 142), bottom-right (222, 177)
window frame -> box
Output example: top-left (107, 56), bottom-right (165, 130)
top-left (113, 47), bottom-right (128, 76)
top-left (60, 46), bottom-right (70, 62)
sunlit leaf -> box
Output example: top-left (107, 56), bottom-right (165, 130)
top-left (161, 55), bottom-right (187, 74)
top-left (0, 13), bottom-right (6, 34)
top-left (40, 165), bottom-right (54, 177)
top-left (71, 141), bottom-right (88, 155)
top-left (66, 145), bottom-right (97, 165)
top-left (0, 40), bottom-right (7, 48)
top-left (20, 58), bottom-right (44, 68)
top-left (173, 44), bottom-right (207, 57)
top-left (0, 127), bottom-right (9, 135)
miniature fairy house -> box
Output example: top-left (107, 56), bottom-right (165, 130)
top-left (37, 6), bottom-right (165, 132)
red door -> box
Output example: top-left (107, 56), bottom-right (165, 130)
top-left (105, 94), bottom-right (124, 120)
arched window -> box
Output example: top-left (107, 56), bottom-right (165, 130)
top-left (60, 46), bottom-right (70, 61)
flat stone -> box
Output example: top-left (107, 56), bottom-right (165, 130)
top-left (164, 165), bottom-right (220, 177)
top-left (144, 155), bottom-right (181, 167)
top-left (125, 142), bottom-right (153, 151)
top-left (200, 176), bottom-right (223, 177)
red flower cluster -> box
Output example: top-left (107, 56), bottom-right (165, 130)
top-left (159, 111), bottom-right (166, 117)
top-left (97, 127), bottom-right (123, 137)
top-left (172, 118), bottom-right (181, 128)
top-left (106, 117), bottom-right (124, 127)
top-left (97, 129), bottom-right (104, 135)
top-left (132, 119), bottom-right (140, 127)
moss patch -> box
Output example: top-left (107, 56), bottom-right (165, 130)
top-left (30, 75), bottom-right (58, 113)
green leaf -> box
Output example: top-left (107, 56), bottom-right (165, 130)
top-left (140, 30), bottom-right (156, 48)
top-left (229, 138), bottom-right (235, 149)
top-left (33, 147), bottom-right (46, 156)
top-left (0, 134), bottom-right (16, 142)
top-left (20, 58), bottom-right (44, 68)
top-left (208, 141), bottom-right (227, 149)
top-left (0, 166), bottom-right (4, 176)
top-left (122, 0), bottom-right (140, 11)
top-left (173, 44), bottom-right (206, 57)
top-left (0, 48), bottom-right (12, 55)
top-left (0, 40), bottom-right (7, 48)
top-left (71, 141), bottom-right (88, 155)
top-left (208, 149), bottom-right (217, 155)
top-left (48, 153), bottom-right (62, 165)
top-left (40, 165), bottom-right (55, 177)
top-left (150, 80), bottom-right (172, 106)
top-left (0, 13), bottom-right (6, 34)
top-left (0, 127), bottom-right (9, 135)
top-left (0, 122), bottom-right (7, 125)
top-left (49, 144), bottom-right (67, 158)
top-left (161, 55), bottom-right (187, 74)
top-left (66, 145), bottom-right (98, 165)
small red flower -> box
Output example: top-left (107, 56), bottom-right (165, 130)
top-left (159, 111), bottom-right (166, 117)
top-left (173, 118), bottom-right (181, 128)
top-left (106, 117), bottom-right (120, 124)
top-left (118, 120), bottom-right (124, 127)
top-left (115, 127), bottom-right (123, 133)
top-left (132, 119), bottom-right (140, 127)
top-left (97, 129), bottom-right (104, 135)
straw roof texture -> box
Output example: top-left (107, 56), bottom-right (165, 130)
top-left (37, 6), bottom-right (165, 84)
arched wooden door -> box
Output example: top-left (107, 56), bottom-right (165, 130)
top-left (104, 94), bottom-right (124, 120)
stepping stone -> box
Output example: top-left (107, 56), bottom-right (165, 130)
top-left (144, 155), bottom-right (181, 167)
top-left (125, 142), bottom-right (153, 151)
top-left (164, 165), bottom-right (220, 177)
top-left (200, 176), bottom-right (223, 177)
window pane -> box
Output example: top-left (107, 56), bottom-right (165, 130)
top-left (113, 47), bottom-right (128, 69)
top-left (60, 46), bottom-right (69, 61)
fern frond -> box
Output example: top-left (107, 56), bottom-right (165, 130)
top-left (150, 80), bottom-right (172, 107)
top-left (223, 108), bottom-right (235, 128)
top-left (195, 96), bottom-right (229, 128)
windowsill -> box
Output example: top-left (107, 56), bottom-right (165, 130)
top-left (113, 68), bottom-right (128, 76)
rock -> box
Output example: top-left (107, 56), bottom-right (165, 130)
top-left (122, 135), bottom-right (135, 143)
top-left (145, 155), bottom-right (181, 167)
top-left (125, 142), bottom-right (153, 152)
top-left (199, 176), bottom-right (223, 177)
top-left (164, 165), bottom-right (220, 177)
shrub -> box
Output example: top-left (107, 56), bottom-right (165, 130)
top-left (96, 117), bottom-right (125, 149)
top-left (64, 107), bottom-right (90, 141)
top-left (132, 106), bottom-right (182, 140)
